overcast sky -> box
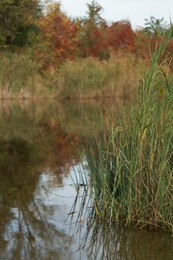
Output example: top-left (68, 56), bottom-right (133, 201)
top-left (59, 0), bottom-right (173, 28)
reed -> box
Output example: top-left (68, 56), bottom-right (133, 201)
top-left (0, 51), bottom-right (57, 99)
top-left (57, 54), bottom-right (146, 98)
top-left (81, 30), bottom-right (173, 233)
top-left (0, 51), bottom-right (146, 99)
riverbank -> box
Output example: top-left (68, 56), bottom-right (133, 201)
top-left (0, 50), bottom-right (147, 100)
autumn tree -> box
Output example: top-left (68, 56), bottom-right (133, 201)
top-left (77, 0), bottom-right (109, 59)
top-left (134, 17), bottom-right (170, 60)
top-left (0, 0), bottom-right (41, 46)
top-left (107, 20), bottom-right (135, 52)
top-left (37, 3), bottom-right (78, 68)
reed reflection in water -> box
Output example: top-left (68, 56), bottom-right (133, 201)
top-left (0, 100), bottom-right (172, 259)
top-left (70, 180), bottom-right (173, 260)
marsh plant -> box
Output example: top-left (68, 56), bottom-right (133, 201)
top-left (57, 54), bottom-right (145, 98)
top-left (81, 30), bottom-right (173, 233)
top-left (0, 52), bottom-right (58, 99)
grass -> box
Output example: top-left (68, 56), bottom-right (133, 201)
top-left (0, 51), bottom-right (58, 99)
top-left (56, 53), bottom-right (146, 98)
top-left (80, 30), bottom-right (173, 233)
top-left (0, 50), bottom-right (146, 99)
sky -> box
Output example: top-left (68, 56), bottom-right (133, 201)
top-left (59, 0), bottom-right (173, 29)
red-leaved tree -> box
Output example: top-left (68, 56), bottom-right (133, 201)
top-left (107, 21), bottom-right (135, 53)
top-left (36, 3), bottom-right (78, 68)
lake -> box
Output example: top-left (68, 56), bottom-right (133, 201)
top-left (0, 100), bottom-right (172, 259)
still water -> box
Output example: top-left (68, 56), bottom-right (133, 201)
top-left (0, 100), bottom-right (172, 260)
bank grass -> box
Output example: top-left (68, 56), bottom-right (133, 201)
top-left (0, 50), bottom-right (145, 99)
top-left (80, 30), bottom-right (173, 233)
top-left (57, 53), bottom-right (146, 98)
top-left (0, 51), bottom-right (58, 99)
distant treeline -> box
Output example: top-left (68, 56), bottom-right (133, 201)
top-left (0, 0), bottom-right (173, 69)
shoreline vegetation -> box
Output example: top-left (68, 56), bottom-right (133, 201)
top-left (0, 47), bottom-right (172, 100)
top-left (80, 31), bottom-right (173, 234)
top-left (0, 1), bottom-right (173, 100)
top-left (0, 51), bottom-right (147, 100)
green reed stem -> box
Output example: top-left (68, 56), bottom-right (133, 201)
top-left (82, 29), bottom-right (173, 233)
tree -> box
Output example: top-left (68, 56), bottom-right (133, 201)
top-left (144, 16), bottom-right (168, 37)
top-left (77, 1), bottom-right (109, 59)
top-left (37, 3), bottom-right (78, 68)
top-left (107, 20), bottom-right (135, 52)
top-left (0, 0), bottom-right (41, 46)
top-left (85, 0), bottom-right (105, 27)
top-left (134, 17), bottom-right (169, 59)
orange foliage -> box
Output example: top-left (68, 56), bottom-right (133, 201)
top-left (134, 30), bottom-right (163, 60)
top-left (37, 3), bottom-right (78, 68)
top-left (107, 21), bottom-right (135, 52)
top-left (76, 18), bottom-right (109, 59)
top-left (35, 2), bottom-right (172, 69)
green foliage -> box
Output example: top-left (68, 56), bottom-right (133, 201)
top-left (144, 16), bottom-right (168, 37)
top-left (0, 52), bottom-right (38, 94)
top-left (0, 0), bottom-right (41, 46)
top-left (0, 51), bottom-right (57, 98)
top-left (77, 1), bottom-right (108, 58)
top-left (86, 0), bottom-right (105, 26)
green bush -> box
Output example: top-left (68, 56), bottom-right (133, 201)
top-left (57, 55), bottom-right (145, 98)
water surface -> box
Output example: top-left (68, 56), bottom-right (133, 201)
top-left (0, 100), bottom-right (172, 259)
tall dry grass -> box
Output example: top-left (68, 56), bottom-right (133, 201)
top-left (0, 51), bottom-right (58, 99)
top-left (57, 53), bottom-right (147, 98)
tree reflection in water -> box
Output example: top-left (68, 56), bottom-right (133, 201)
top-left (0, 101), bottom-right (172, 259)
top-left (0, 135), bottom-right (80, 259)
top-left (0, 139), bottom-right (47, 257)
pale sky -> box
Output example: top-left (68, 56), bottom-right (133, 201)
top-left (59, 0), bottom-right (173, 29)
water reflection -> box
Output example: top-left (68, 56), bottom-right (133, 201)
top-left (0, 101), bottom-right (172, 259)
top-left (70, 183), bottom-right (173, 260)
top-left (0, 101), bottom-right (83, 259)
top-left (67, 162), bottom-right (173, 260)
top-left (78, 220), bottom-right (173, 260)
top-left (0, 167), bottom-right (82, 259)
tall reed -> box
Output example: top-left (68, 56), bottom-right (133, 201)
top-left (57, 54), bottom-right (146, 98)
top-left (0, 51), bottom-right (57, 99)
top-left (82, 30), bottom-right (173, 233)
